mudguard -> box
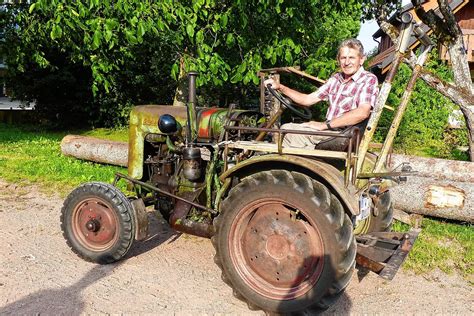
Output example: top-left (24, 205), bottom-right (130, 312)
top-left (219, 154), bottom-right (359, 216)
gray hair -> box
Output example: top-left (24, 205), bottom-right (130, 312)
top-left (337, 38), bottom-right (365, 58)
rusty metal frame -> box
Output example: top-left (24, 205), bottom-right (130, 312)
top-left (356, 228), bottom-right (421, 280)
top-left (357, 13), bottom-right (435, 176)
top-left (258, 66), bottom-right (326, 86)
top-left (113, 172), bottom-right (218, 215)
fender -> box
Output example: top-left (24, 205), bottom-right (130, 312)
top-left (219, 154), bottom-right (359, 216)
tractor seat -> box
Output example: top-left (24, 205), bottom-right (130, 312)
top-left (313, 118), bottom-right (368, 152)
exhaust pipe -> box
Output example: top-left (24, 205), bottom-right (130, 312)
top-left (186, 72), bottom-right (199, 143)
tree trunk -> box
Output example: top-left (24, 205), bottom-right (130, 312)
top-left (459, 106), bottom-right (474, 160)
top-left (173, 56), bottom-right (187, 107)
top-left (410, 0), bottom-right (474, 161)
top-left (446, 35), bottom-right (474, 161)
top-left (415, 68), bottom-right (474, 161)
top-left (389, 154), bottom-right (474, 223)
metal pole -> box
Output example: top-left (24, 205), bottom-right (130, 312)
top-left (374, 45), bottom-right (432, 172)
top-left (187, 71), bottom-right (199, 143)
top-left (356, 14), bottom-right (415, 175)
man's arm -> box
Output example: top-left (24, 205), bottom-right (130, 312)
top-left (301, 103), bottom-right (371, 130)
top-left (327, 103), bottom-right (371, 128)
top-left (264, 79), bottom-right (321, 107)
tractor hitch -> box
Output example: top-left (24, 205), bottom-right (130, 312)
top-left (355, 228), bottom-right (420, 280)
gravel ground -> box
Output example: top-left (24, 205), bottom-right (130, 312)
top-left (0, 179), bottom-right (472, 315)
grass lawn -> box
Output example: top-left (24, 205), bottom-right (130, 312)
top-left (0, 124), bottom-right (128, 194)
top-left (0, 123), bottom-right (472, 282)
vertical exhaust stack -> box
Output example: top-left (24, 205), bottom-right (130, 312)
top-left (186, 71), bottom-right (199, 143)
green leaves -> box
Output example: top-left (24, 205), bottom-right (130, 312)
top-left (7, 0), bottom-right (366, 127)
top-left (186, 24), bottom-right (195, 39)
top-left (50, 25), bottom-right (63, 40)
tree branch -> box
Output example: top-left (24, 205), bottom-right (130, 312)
top-left (411, 0), bottom-right (451, 42)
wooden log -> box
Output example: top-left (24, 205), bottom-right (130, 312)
top-left (389, 177), bottom-right (473, 223)
top-left (60, 135), bottom-right (128, 167)
top-left (388, 154), bottom-right (473, 223)
top-left (390, 154), bottom-right (474, 182)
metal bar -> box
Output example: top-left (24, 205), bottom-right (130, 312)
top-left (352, 130), bottom-right (361, 185)
top-left (214, 177), bottom-right (231, 210)
top-left (114, 172), bottom-right (217, 214)
top-left (225, 125), bottom-right (355, 139)
top-left (357, 171), bottom-right (417, 179)
top-left (187, 72), bottom-right (199, 142)
top-left (356, 253), bottom-right (385, 273)
top-left (255, 108), bottom-right (284, 141)
top-left (356, 20), bottom-right (415, 175)
top-left (345, 134), bottom-right (353, 186)
top-left (355, 228), bottom-right (421, 280)
top-left (258, 66), bottom-right (326, 85)
top-left (374, 64), bottom-right (422, 172)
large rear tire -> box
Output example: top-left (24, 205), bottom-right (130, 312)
top-left (61, 182), bottom-right (135, 264)
top-left (212, 170), bottom-right (356, 314)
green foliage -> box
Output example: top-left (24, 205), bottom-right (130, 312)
top-left (393, 218), bottom-right (473, 282)
top-left (374, 59), bottom-right (469, 160)
top-left (0, 123), bottom-right (127, 194)
top-left (3, 0), bottom-right (362, 126)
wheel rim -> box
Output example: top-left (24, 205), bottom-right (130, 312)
top-left (229, 198), bottom-right (325, 300)
top-left (71, 197), bottom-right (119, 251)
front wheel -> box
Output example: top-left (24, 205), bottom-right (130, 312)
top-left (60, 182), bottom-right (135, 264)
top-left (212, 170), bottom-right (356, 314)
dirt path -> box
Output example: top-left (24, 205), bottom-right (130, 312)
top-left (0, 180), bottom-right (472, 315)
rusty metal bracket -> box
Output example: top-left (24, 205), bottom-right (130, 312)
top-left (356, 228), bottom-right (421, 280)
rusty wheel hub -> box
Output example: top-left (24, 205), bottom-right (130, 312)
top-left (72, 198), bottom-right (119, 251)
top-left (230, 199), bottom-right (324, 300)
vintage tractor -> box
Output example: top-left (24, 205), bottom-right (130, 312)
top-left (61, 13), bottom-right (426, 315)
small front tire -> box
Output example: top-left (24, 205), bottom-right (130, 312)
top-left (60, 182), bottom-right (135, 264)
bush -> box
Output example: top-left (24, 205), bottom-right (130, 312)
top-left (374, 59), bottom-right (469, 160)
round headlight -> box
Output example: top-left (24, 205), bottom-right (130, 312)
top-left (158, 114), bottom-right (178, 134)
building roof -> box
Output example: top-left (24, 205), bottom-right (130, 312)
top-left (369, 0), bottom-right (469, 74)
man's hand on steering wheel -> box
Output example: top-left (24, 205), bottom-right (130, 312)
top-left (263, 78), bottom-right (312, 120)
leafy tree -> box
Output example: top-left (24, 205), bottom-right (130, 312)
top-left (4, 0), bottom-right (362, 126)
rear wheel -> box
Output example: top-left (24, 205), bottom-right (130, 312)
top-left (212, 170), bottom-right (356, 314)
top-left (61, 182), bottom-right (135, 264)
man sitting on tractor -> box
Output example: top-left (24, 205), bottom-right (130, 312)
top-left (264, 38), bottom-right (378, 149)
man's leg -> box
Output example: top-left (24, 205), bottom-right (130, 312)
top-left (281, 123), bottom-right (328, 149)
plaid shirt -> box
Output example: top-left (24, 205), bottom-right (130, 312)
top-left (314, 67), bottom-right (378, 121)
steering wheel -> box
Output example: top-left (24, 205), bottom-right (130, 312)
top-left (266, 84), bottom-right (312, 120)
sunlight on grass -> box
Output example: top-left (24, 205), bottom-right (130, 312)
top-left (393, 219), bottom-right (473, 283)
top-left (82, 127), bottom-right (128, 142)
top-left (0, 124), bottom-right (126, 195)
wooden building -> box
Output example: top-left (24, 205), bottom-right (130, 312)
top-left (369, 0), bottom-right (474, 78)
